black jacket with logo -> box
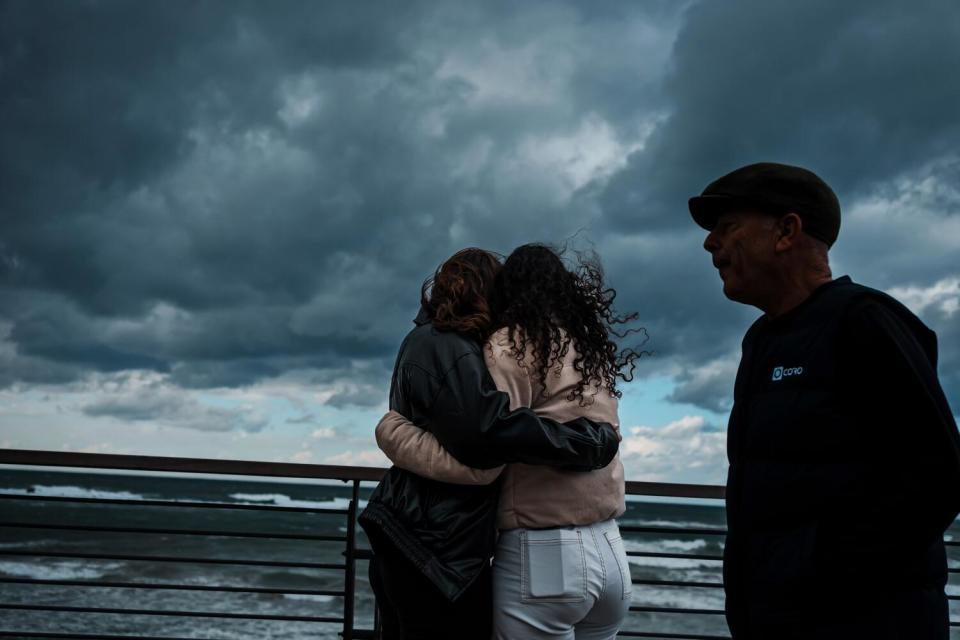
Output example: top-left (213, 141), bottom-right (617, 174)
top-left (724, 276), bottom-right (960, 637)
top-left (358, 311), bottom-right (620, 601)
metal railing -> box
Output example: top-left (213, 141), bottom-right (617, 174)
top-left (0, 449), bottom-right (956, 640)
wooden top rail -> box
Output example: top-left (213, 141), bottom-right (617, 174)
top-left (0, 449), bottom-right (725, 499)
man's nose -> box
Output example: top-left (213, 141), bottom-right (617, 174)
top-left (703, 230), bottom-right (720, 253)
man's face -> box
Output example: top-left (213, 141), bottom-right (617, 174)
top-left (702, 210), bottom-right (779, 305)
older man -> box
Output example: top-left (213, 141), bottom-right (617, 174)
top-left (689, 162), bottom-right (960, 639)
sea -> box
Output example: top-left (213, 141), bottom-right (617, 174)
top-left (0, 467), bottom-right (957, 639)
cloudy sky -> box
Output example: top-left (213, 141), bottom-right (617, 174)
top-left (2, 0), bottom-right (959, 485)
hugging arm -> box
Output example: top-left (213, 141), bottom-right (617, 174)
top-left (376, 410), bottom-right (504, 485)
top-left (401, 350), bottom-right (619, 471)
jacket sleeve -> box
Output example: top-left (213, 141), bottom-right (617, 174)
top-left (848, 300), bottom-right (960, 539)
top-left (375, 410), bottom-right (504, 485)
top-left (413, 350), bottom-right (620, 470)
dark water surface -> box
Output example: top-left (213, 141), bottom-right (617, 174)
top-left (0, 468), bottom-right (956, 639)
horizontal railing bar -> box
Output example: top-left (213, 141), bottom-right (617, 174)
top-left (0, 603), bottom-right (342, 622)
top-left (629, 605), bottom-right (725, 615)
top-left (0, 493), bottom-right (349, 514)
top-left (624, 480), bottom-right (725, 500)
top-left (0, 449), bottom-right (385, 482)
top-left (617, 632), bottom-right (731, 639)
top-left (945, 540), bottom-right (959, 546)
top-left (0, 522), bottom-right (345, 541)
top-left (0, 550), bottom-right (344, 570)
top-left (0, 577), bottom-right (345, 597)
top-left (626, 551), bottom-right (723, 561)
top-left (632, 579), bottom-right (724, 589)
top-left (354, 548), bottom-right (374, 560)
top-left (0, 634), bottom-right (222, 640)
top-left (0, 450), bottom-right (730, 498)
top-left (618, 526), bottom-right (727, 536)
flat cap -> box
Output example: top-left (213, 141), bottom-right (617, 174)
top-left (688, 162), bottom-right (841, 247)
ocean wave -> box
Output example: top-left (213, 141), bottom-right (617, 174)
top-left (668, 567), bottom-right (725, 583)
top-left (282, 594), bottom-right (336, 602)
top-left (620, 518), bottom-right (725, 530)
top-left (623, 537), bottom-right (720, 554)
top-left (0, 485), bottom-right (147, 500)
top-left (228, 493), bottom-right (368, 510)
top-left (626, 555), bottom-right (721, 569)
top-left (631, 583), bottom-right (725, 610)
top-left (0, 485), bottom-right (368, 510)
top-left (656, 538), bottom-right (709, 552)
top-left (0, 539), bottom-right (58, 549)
top-left (0, 560), bottom-right (123, 581)
top-left (623, 539), bottom-right (723, 569)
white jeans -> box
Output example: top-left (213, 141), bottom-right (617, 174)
top-left (492, 519), bottom-right (632, 640)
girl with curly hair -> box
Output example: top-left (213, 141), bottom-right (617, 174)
top-left (377, 243), bottom-right (644, 639)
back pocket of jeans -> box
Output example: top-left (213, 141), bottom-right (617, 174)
top-left (603, 531), bottom-right (633, 600)
top-left (520, 529), bottom-right (586, 602)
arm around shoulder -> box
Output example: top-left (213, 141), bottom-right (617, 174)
top-left (428, 350), bottom-right (619, 470)
top-left (375, 410), bottom-right (503, 485)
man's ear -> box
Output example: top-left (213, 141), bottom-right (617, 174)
top-left (774, 213), bottom-right (803, 252)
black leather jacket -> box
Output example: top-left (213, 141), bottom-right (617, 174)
top-left (358, 310), bottom-right (620, 601)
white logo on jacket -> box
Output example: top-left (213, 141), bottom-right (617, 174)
top-left (772, 366), bottom-right (803, 381)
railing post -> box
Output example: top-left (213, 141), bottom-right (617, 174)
top-left (342, 479), bottom-right (360, 640)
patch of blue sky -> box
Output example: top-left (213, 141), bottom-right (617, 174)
top-left (619, 376), bottom-right (729, 431)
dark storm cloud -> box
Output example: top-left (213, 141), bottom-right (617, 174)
top-left (82, 385), bottom-right (268, 432)
top-left (590, 0), bottom-right (960, 411)
top-left (0, 0), bottom-right (683, 397)
top-left (1, 0), bottom-right (958, 420)
top-left (1, 0), bottom-right (437, 315)
top-left (600, 0), bottom-right (960, 234)
top-left (934, 312), bottom-right (960, 406)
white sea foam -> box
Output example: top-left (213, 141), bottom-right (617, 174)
top-left (282, 594), bottom-right (336, 603)
top-left (0, 539), bottom-right (58, 549)
top-left (0, 486), bottom-right (367, 510)
top-left (631, 584), bottom-right (725, 610)
top-left (656, 538), bottom-right (709, 552)
top-left (623, 537), bottom-right (717, 554)
top-left (623, 539), bottom-right (721, 569)
top-left (0, 560), bottom-right (123, 581)
top-left (627, 556), bottom-right (720, 569)
top-left (621, 518), bottom-right (724, 530)
top-left (229, 493), bottom-right (367, 510)
top-left (0, 485), bottom-right (147, 500)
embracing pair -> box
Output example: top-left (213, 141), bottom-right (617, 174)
top-left (358, 243), bottom-right (637, 640)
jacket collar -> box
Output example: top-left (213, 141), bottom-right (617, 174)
top-left (414, 305), bottom-right (433, 326)
top-left (762, 275), bottom-right (852, 330)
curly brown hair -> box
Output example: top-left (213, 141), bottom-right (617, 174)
top-left (421, 248), bottom-right (502, 342)
top-left (491, 244), bottom-right (647, 404)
